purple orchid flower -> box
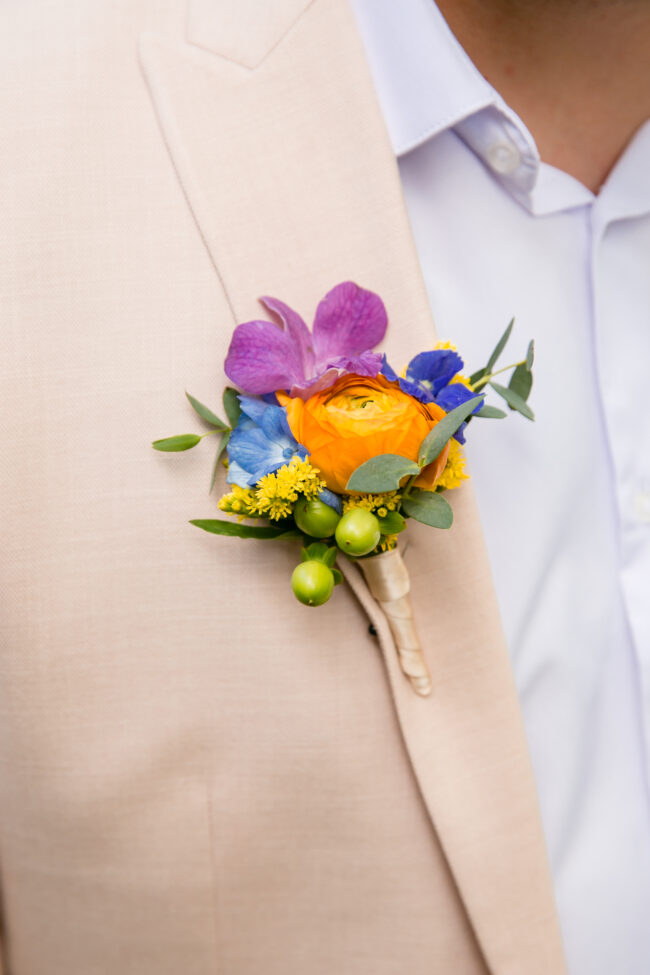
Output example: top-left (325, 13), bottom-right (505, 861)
top-left (224, 282), bottom-right (388, 399)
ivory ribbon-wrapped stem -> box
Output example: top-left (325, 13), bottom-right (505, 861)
top-left (357, 546), bottom-right (432, 697)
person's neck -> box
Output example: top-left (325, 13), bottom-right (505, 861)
top-left (435, 0), bottom-right (650, 192)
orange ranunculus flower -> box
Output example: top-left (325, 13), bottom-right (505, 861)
top-left (277, 374), bottom-right (449, 494)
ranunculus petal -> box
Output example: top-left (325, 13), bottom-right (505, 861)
top-left (260, 296), bottom-right (316, 380)
top-left (283, 373), bottom-right (448, 494)
top-left (224, 320), bottom-right (304, 395)
top-left (312, 282), bottom-right (387, 363)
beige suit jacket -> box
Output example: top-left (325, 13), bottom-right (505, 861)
top-left (0, 1), bottom-right (567, 972)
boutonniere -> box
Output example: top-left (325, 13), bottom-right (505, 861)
top-left (153, 282), bottom-right (534, 696)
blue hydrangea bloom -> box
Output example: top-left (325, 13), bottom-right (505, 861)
top-left (381, 351), bottom-right (481, 444)
top-left (227, 396), bottom-right (307, 487)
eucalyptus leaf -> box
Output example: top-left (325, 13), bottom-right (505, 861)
top-left (508, 364), bottom-right (533, 403)
top-left (223, 387), bottom-right (242, 428)
top-left (185, 391), bottom-right (228, 429)
top-left (469, 366), bottom-right (488, 387)
top-left (486, 318), bottom-right (514, 371)
top-left (476, 404), bottom-right (507, 419)
top-left (417, 396), bottom-right (483, 467)
top-left (152, 434), bottom-right (202, 452)
top-left (377, 511), bottom-right (407, 535)
top-left (209, 430), bottom-right (231, 494)
top-left (489, 381), bottom-right (535, 420)
top-left (402, 489), bottom-right (453, 530)
top-left (190, 519), bottom-right (301, 539)
top-left (346, 454), bottom-right (421, 493)
top-left (526, 339), bottom-right (535, 370)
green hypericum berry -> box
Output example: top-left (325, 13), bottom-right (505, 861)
top-left (335, 509), bottom-right (381, 556)
top-left (294, 497), bottom-right (341, 538)
top-left (291, 560), bottom-right (335, 606)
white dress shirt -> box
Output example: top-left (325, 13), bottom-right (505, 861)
top-left (351, 1), bottom-right (650, 973)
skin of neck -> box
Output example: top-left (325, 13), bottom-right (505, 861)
top-left (435, 0), bottom-right (650, 192)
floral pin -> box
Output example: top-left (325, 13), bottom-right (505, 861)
top-left (153, 282), bottom-right (534, 696)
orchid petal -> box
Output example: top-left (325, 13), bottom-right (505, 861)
top-left (324, 350), bottom-right (384, 378)
top-left (312, 282), bottom-right (387, 363)
top-left (288, 368), bottom-right (341, 400)
top-left (260, 296), bottom-right (315, 380)
top-left (224, 320), bottom-right (304, 395)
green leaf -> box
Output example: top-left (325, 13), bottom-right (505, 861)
top-left (185, 391), bottom-right (228, 429)
top-left (475, 404), bottom-right (507, 419)
top-left (401, 489), bottom-right (453, 529)
top-left (209, 430), bottom-right (231, 494)
top-left (152, 433), bottom-right (202, 452)
top-left (377, 511), bottom-right (407, 535)
top-left (322, 546), bottom-right (338, 568)
top-left (489, 381), bottom-right (535, 420)
top-left (346, 454), bottom-right (421, 493)
top-left (331, 567), bottom-right (343, 586)
top-left (469, 366), bottom-right (488, 387)
top-left (525, 339), bottom-right (535, 370)
top-left (304, 541), bottom-right (330, 562)
top-left (417, 396), bottom-right (483, 467)
top-left (508, 364), bottom-right (533, 403)
top-left (223, 387), bottom-right (242, 428)
top-left (486, 317), bottom-right (514, 371)
top-left (190, 519), bottom-right (301, 539)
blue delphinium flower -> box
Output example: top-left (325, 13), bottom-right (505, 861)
top-left (382, 351), bottom-right (481, 443)
top-left (227, 396), bottom-right (308, 487)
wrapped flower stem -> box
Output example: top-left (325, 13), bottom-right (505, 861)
top-left (358, 546), bottom-right (432, 697)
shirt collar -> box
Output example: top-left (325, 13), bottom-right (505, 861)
top-left (349, 0), bottom-right (500, 155)
top-left (350, 0), bottom-right (650, 220)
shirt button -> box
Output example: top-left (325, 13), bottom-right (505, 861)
top-left (486, 140), bottom-right (521, 175)
top-left (634, 490), bottom-right (650, 523)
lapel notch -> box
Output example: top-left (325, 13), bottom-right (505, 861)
top-left (186, 0), bottom-right (312, 69)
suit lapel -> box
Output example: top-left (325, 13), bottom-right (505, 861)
top-left (139, 3), bottom-right (567, 972)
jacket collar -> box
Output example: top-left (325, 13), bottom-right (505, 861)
top-left (139, 3), bottom-right (567, 971)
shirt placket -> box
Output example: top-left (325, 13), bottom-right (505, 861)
top-left (590, 203), bottom-right (650, 788)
